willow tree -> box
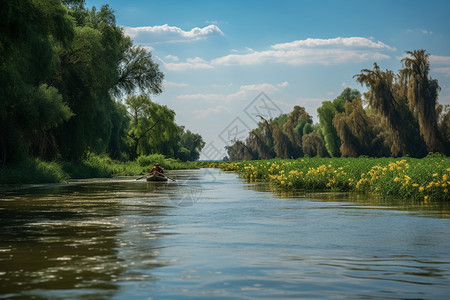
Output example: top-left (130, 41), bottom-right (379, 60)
top-left (0, 0), bottom-right (75, 164)
top-left (355, 63), bottom-right (426, 157)
top-left (54, 4), bottom-right (164, 161)
top-left (125, 95), bottom-right (177, 160)
top-left (273, 124), bottom-right (293, 158)
top-left (333, 98), bottom-right (389, 157)
top-left (283, 106), bottom-right (312, 158)
top-left (246, 116), bottom-right (276, 159)
top-left (302, 131), bottom-right (327, 157)
top-left (225, 140), bottom-right (254, 161)
top-left (400, 50), bottom-right (445, 153)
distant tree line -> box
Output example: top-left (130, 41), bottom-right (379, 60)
top-left (226, 50), bottom-right (450, 160)
top-left (0, 0), bottom-right (204, 166)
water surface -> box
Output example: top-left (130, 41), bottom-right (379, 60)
top-left (1, 169), bottom-right (449, 299)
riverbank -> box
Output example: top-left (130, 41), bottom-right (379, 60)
top-left (0, 154), bottom-right (197, 184)
top-left (204, 155), bottom-right (450, 201)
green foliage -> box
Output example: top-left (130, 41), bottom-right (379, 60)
top-left (318, 101), bottom-right (340, 157)
top-left (178, 129), bottom-right (205, 161)
top-left (135, 154), bottom-right (196, 171)
top-left (317, 89), bottom-right (360, 157)
top-left (0, 0), bottom-right (203, 177)
top-left (125, 95), bottom-right (178, 159)
top-left (136, 154), bottom-right (166, 167)
top-left (0, 0), bottom-right (75, 164)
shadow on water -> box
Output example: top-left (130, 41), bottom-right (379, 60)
top-left (0, 179), bottom-right (172, 299)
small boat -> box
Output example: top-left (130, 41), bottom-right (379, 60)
top-left (146, 174), bottom-right (168, 182)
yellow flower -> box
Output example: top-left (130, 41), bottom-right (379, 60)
top-left (288, 182), bottom-right (293, 186)
top-left (419, 187), bottom-right (424, 192)
top-left (443, 174), bottom-right (448, 182)
top-left (433, 173), bottom-right (438, 177)
top-left (412, 183), bottom-right (419, 187)
top-left (394, 177), bottom-right (400, 182)
top-left (444, 189), bottom-right (448, 193)
top-left (280, 181), bottom-right (285, 185)
top-left (424, 195), bottom-right (429, 201)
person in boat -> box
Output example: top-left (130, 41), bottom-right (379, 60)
top-left (150, 163), bottom-right (165, 177)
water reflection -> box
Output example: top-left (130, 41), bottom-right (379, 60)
top-left (1, 169), bottom-right (450, 299)
top-left (0, 180), bottom-right (170, 299)
top-left (245, 181), bottom-right (450, 219)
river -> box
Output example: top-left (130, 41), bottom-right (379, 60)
top-left (1, 168), bottom-right (449, 299)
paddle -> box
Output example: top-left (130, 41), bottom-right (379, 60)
top-left (135, 175), bottom-right (146, 180)
top-left (155, 171), bottom-right (176, 181)
top-left (165, 175), bottom-right (176, 182)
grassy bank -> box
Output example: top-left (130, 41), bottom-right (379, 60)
top-left (0, 154), bottom-right (197, 184)
top-left (205, 155), bottom-right (450, 201)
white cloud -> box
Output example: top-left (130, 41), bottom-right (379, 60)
top-left (211, 48), bottom-right (390, 66)
top-left (176, 93), bottom-right (222, 101)
top-left (164, 81), bottom-right (189, 87)
top-left (277, 81), bottom-right (289, 88)
top-left (161, 56), bottom-right (213, 71)
top-left (430, 55), bottom-right (450, 76)
top-left (164, 37), bottom-right (393, 71)
top-left (176, 83), bottom-right (280, 103)
top-left (165, 55), bottom-right (179, 61)
top-left (141, 46), bottom-right (155, 52)
top-left (430, 55), bottom-right (450, 65)
top-left (193, 105), bottom-right (231, 119)
top-left (271, 37), bottom-right (395, 50)
top-left (225, 83), bottom-right (279, 102)
top-left (434, 67), bottom-right (450, 77)
top-left (407, 28), bottom-right (433, 35)
top-left (123, 24), bottom-right (224, 44)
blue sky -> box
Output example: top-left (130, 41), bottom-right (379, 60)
top-left (86, 0), bottom-right (450, 159)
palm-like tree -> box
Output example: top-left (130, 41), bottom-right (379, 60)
top-left (400, 50), bottom-right (444, 153)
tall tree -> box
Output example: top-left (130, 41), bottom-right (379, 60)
top-left (355, 62), bottom-right (426, 157)
top-left (400, 50), bottom-right (445, 153)
top-left (54, 4), bottom-right (164, 161)
top-left (0, 0), bottom-right (75, 164)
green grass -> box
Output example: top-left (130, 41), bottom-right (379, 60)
top-left (0, 158), bottom-right (67, 184)
top-left (204, 155), bottom-right (450, 201)
top-left (0, 154), bottom-right (198, 184)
